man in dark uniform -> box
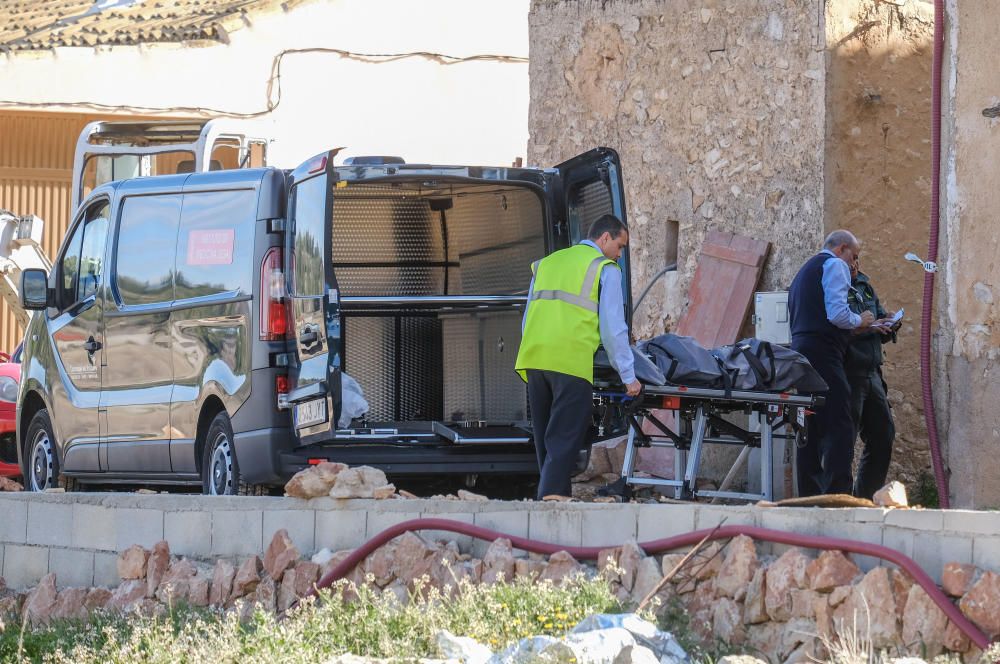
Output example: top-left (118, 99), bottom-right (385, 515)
top-left (846, 254), bottom-right (899, 499)
top-left (789, 230), bottom-right (875, 496)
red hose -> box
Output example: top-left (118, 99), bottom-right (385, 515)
top-left (922, 0), bottom-right (950, 507)
top-left (309, 517), bottom-right (990, 650)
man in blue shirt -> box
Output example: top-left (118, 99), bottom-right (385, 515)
top-left (788, 230), bottom-right (875, 496)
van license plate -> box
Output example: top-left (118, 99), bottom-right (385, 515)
top-left (294, 398), bottom-right (327, 429)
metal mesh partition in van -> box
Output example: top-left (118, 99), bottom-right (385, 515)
top-left (343, 316), bottom-right (443, 422)
top-left (568, 179), bottom-right (613, 244)
top-left (329, 183), bottom-right (544, 297)
top-left (332, 182), bottom-right (543, 424)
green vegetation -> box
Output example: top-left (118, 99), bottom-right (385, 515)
top-left (1, 574), bottom-right (630, 664)
top-left (912, 469), bottom-right (940, 509)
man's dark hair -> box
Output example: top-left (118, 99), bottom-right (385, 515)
top-left (586, 214), bottom-right (628, 240)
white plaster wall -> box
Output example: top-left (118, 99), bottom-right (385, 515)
top-left (0, 0), bottom-right (530, 169)
top-left (940, 0), bottom-right (1000, 509)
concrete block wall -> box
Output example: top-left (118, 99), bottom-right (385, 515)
top-left (0, 492), bottom-right (994, 590)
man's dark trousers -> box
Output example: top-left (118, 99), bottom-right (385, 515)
top-left (526, 369), bottom-right (593, 499)
top-left (849, 370), bottom-right (895, 499)
top-left (793, 336), bottom-right (855, 496)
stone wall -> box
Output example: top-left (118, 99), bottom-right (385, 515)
top-left (824, 0), bottom-right (935, 493)
top-left (2, 494), bottom-right (1000, 661)
top-left (938, 0), bottom-right (1000, 509)
top-left (1, 493), bottom-right (998, 589)
top-left (527, 0), bottom-right (827, 339)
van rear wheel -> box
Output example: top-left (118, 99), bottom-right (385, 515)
top-left (201, 411), bottom-right (267, 496)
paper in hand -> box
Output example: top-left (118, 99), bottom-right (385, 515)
top-left (875, 309), bottom-right (903, 328)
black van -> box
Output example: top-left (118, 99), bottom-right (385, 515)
top-left (17, 148), bottom-right (629, 494)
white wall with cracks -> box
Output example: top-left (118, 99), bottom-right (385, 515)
top-left (0, 0), bottom-right (531, 168)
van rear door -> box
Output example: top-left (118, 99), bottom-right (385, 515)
top-left (285, 152), bottom-right (341, 440)
top-left (552, 147), bottom-right (632, 322)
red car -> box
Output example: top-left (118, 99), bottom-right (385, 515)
top-left (0, 345), bottom-right (21, 479)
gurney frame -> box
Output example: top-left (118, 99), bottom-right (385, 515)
top-left (593, 382), bottom-right (825, 502)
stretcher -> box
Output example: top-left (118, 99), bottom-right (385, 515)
top-left (593, 382), bottom-right (825, 502)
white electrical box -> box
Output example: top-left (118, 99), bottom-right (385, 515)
top-left (753, 291), bottom-right (790, 344)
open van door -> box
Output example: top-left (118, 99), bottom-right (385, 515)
top-left (285, 151), bottom-right (342, 441)
top-left (552, 147), bottom-right (632, 323)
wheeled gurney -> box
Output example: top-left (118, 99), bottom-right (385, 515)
top-left (593, 382), bottom-right (826, 502)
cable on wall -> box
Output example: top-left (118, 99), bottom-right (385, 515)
top-left (0, 47), bottom-right (528, 119)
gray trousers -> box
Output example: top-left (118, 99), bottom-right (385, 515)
top-left (526, 369), bottom-right (593, 499)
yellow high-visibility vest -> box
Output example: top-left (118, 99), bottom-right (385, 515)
top-left (515, 243), bottom-right (617, 384)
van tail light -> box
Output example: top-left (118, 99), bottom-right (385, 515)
top-left (275, 374), bottom-right (289, 410)
top-left (260, 247), bottom-right (287, 341)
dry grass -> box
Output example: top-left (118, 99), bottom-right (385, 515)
top-left (1, 571), bottom-right (624, 663)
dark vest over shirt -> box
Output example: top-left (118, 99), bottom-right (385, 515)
top-left (789, 252), bottom-right (851, 353)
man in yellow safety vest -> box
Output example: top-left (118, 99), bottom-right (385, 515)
top-left (515, 214), bottom-right (641, 499)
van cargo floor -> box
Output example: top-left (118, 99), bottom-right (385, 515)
top-left (432, 422), bottom-right (531, 445)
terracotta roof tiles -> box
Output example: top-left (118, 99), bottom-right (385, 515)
top-left (1, 0), bottom-right (313, 52)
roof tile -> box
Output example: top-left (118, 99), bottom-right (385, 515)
top-left (1, 0), bottom-right (307, 51)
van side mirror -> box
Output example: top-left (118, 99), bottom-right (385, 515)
top-left (21, 269), bottom-right (50, 310)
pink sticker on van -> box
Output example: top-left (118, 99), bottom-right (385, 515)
top-left (187, 229), bottom-right (235, 265)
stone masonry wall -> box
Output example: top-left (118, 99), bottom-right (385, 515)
top-left (2, 494), bottom-right (1000, 661)
top-left (2, 493), bottom-right (1000, 590)
top-left (824, 0), bottom-right (936, 494)
top-left (527, 0), bottom-right (827, 339)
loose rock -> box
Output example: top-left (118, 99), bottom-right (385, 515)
top-left (209, 559), bottom-right (236, 607)
top-left (84, 587), bottom-right (111, 612)
top-left (146, 541), bottom-right (170, 598)
top-left (284, 461), bottom-right (346, 498)
top-left (873, 481), bottom-right (908, 507)
top-left (231, 556), bottom-right (263, 599)
top-left (435, 629), bottom-right (493, 664)
top-left (539, 551), bottom-right (583, 584)
top-left (372, 484), bottom-right (396, 499)
top-left (764, 548), bottom-right (811, 621)
top-left (833, 567), bottom-right (899, 648)
top-left (155, 559), bottom-right (197, 604)
top-left (942, 562), bottom-right (979, 597)
top-left (744, 567), bottom-right (768, 624)
top-left (117, 544), bottom-right (149, 581)
top-left (618, 540), bottom-right (645, 592)
top-left (264, 529), bottom-right (300, 582)
top-left (482, 538), bottom-right (515, 584)
top-left (715, 535), bottom-right (758, 600)
top-left (108, 579), bottom-right (146, 611)
top-left (712, 597), bottom-right (746, 645)
top-left (806, 550), bottom-right (860, 592)
top-left (958, 570), bottom-right (1000, 638)
top-left (901, 584), bottom-right (948, 658)
top-left (51, 587), bottom-right (88, 621)
top-left (23, 573), bottom-right (57, 625)
top-left (329, 466), bottom-right (389, 499)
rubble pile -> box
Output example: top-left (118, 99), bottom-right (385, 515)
top-left (284, 462), bottom-right (396, 500)
top-left (1, 530), bottom-right (999, 662)
top-left (435, 613), bottom-right (690, 664)
top-left (283, 463), bottom-right (496, 502)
